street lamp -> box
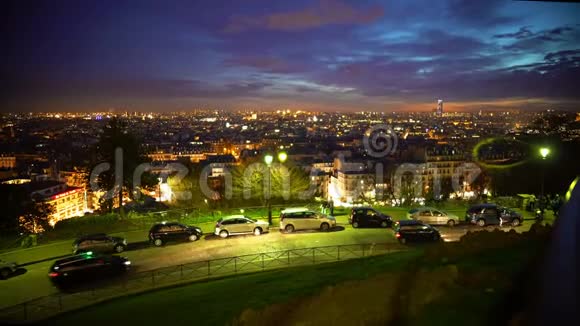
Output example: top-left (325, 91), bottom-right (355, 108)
top-left (277, 152), bottom-right (287, 163)
top-left (539, 146), bottom-right (551, 205)
top-left (264, 154), bottom-right (274, 166)
top-left (540, 147), bottom-right (550, 160)
top-left (264, 151), bottom-right (287, 225)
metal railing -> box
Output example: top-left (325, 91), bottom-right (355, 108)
top-left (0, 242), bottom-right (404, 322)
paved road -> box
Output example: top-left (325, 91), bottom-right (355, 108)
top-left (0, 217), bottom-right (529, 309)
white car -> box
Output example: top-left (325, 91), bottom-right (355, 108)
top-left (0, 259), bottom-right (18, 280)
top-left (214, 215), bottom-right (270, 238)
top-left (407, 207), bottom-right (459, 227)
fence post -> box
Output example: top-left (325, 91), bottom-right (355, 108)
top-left (180, 264), bottom-right (183, 278)
top-left (312, 248), bottom-right (315, 264)
top-left (287, 250), bottom-right (290, 265)
top-left (261, 253), bottom-right (265, 270)
top-left (207, 260), bottom-right (211, 276)
top-left (362, 244), bottom-right (365, 257)
top-left (337, 246), bottom-right (341, 261)
top-left (234, 257), bottom-right (237, 273)
top-left (58, 295), bottom-right (63, 311)
top-left (151, 271), bottom-right (155, 285)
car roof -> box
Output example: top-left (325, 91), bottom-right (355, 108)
top-left (153, 221), bottom-right (181, 226)
top-left (469, 203), bottom-right (498, 209)
top-left (397, 220), bottom-right (425, 226)
top-left (53, 253), bottom-right (103, 266)
top-left (222, 215), bottom-right (248, 220)
top-left (281, 207), bottom-right (312, 213)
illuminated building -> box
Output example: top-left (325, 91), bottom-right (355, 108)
top-left (436, 99), bottom-right (443, 117)
top-left (0, 155), bottom-right (16, 169)
top-left (328, 158), bottom-right (374, 205)
top-left (27, 181), bottom-right (86, 225)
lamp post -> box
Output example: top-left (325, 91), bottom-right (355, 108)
top-left (539, 147), bottom-right (551, 200)
top-left (264, 151), bottom-right (287, 225)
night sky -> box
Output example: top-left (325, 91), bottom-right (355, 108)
top-left (2, 0), bottom-right (580, 112)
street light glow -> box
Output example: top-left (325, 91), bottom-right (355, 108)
top-left (277, 151), bottom-right (287, 163)
top-left (264, 154), bottom-right (274, 165)
top-left (540, 147), bottom-right (550, 159)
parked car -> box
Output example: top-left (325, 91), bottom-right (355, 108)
top-left (407, 207), bottom-right (459, 227)
top-left (148, 222), bottom-right (203, 246)
top-left (215, 215), bottom-right (270, 238)
top-left (279, 207), bottom-right (336, 233)
top-left (465, 203), bottom-right (523, 227)
top-left (394, 220), bottom-right (441, 244)
top-left (48, 252), bottom-right (130, 288)
top-left (350, 207), bottom-right (393, 228)
top-left (0, 259), bottom-right (18, 280)
top-left (72, 233), bottom-right (127, 254)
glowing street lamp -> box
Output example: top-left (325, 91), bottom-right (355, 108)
top-left (264, 154), bottom-right (274, 166)
top-left (264, 152), bottom-right (287, 225)
top-left (277, 151), bottom-right (287, 163)
top-left (539, 146), bottom-right (552, 206)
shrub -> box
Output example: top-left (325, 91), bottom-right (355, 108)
top-left (423, 225), bottom-right (552, 264)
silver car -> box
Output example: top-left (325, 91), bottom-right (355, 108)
top-left (279, 207), bottom-right (336, 233)
top-left (215, 215), bottom-right (270, 238)
top-left (407, 207), bottom-right (459, 227)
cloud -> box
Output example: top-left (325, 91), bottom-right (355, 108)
top-left (445, 0), bottom-right (516, 26)
top-left (494, 26), bottom-right (534, 39)
top-left (224, 56), bottom-right (305, 74)
top-left (496, 25), bottom-right (578, 51)
top-left (545, 49), bottom-right (580, 62)
top-left (224, 0), bottom-right (384, 33)
top-left (1, 78), bottom-right (272, 100)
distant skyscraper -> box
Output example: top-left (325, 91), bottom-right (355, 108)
top-left (436, 99), bottom-right (443, 117)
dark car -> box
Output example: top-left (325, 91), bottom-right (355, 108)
top-left (72, 233), bottom-right (127, 254)
top-left (148, 222), bottom-right (203, 247)
top-left (48, 252), bottom-right (130, 288)
top-left (350, 207), bottom-right (393, 228)
top-left (465, 204), bottom-right (523, 227)
top-left (394, 220), bottom-right (441, 244)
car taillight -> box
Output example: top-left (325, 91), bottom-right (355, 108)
top-left (395, 232), bottom-right (401, 238)
top-left (48, 272), bottom-right (59, 277)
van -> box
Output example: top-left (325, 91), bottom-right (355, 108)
top-left (279, 207), bottom-right (336, 233)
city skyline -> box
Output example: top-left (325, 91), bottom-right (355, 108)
top-left (3, 0), bottom-right (580, 112)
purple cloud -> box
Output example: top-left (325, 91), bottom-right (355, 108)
top-left (224, 0), bottom-right (384, 33)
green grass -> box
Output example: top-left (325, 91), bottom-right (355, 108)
top-left (48, 250), bottom-right (423, 326)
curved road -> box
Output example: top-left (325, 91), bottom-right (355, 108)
top-left (0, 218), bottom-right (527, 309)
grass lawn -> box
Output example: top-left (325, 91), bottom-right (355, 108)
top-left (47, 250), bottom-right (423, 326)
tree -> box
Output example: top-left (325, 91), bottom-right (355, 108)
top-left (167, 162), bottom-right (207, 207)
top-left (91, 117), bottom-right (155, 217)
top-left (230, 161), bottom-right (311, 206)
top-left (18, 201), bottom-right (54, 234)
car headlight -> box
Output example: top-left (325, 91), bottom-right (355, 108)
top-left (124, 260), bottom-right (131, 266)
